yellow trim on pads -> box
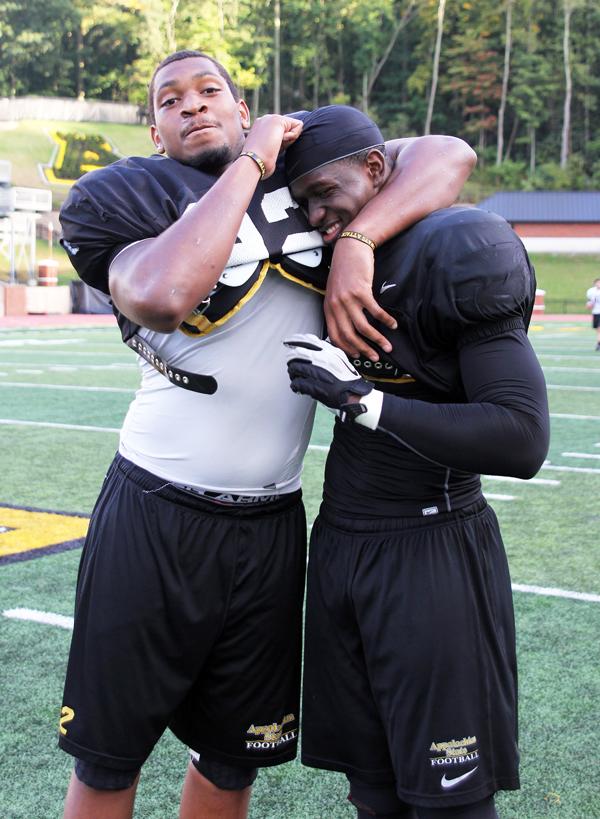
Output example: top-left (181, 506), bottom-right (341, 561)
top-left (180, 261), bottom-right (271, 337)
top-left (272, 263), bottom-right (326, 295)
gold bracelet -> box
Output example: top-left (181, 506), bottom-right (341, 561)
top-left (338, 230), bottom-right (376, 251)
top-left (239, 150), bottom-right (266, 180)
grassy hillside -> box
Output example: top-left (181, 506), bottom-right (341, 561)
top-left (0, 120), bottom-right (153, 209)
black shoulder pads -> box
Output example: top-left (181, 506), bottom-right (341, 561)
top-left (424, 208), bottom-right (535, 333)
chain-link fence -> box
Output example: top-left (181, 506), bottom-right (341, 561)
top-left (544, 299), bottom-right (588, 314)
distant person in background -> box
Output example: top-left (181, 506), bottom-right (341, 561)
top-left (585, 277), bottom-right (600, 350)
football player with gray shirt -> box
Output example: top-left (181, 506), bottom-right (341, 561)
top-left (58, 51), bottom-right (475, 819)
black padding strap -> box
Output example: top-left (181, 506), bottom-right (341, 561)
top-left (127, 334), bottom-right (217, 394)
top-left (347, 777), bottom-right (415, 818)
top-left (74, 758), bottom-right (139, 791)
top-left (191, 754), bottom-right (258, 791)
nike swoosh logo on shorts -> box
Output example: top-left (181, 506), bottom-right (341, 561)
top-left (440, 767), bottom-right (478, 789)
top-left (380, 281), bottom-right (396, 293)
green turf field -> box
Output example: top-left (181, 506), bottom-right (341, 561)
top-left (0, 318), bottom-right (599, 818)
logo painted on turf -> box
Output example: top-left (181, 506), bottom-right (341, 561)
top-left (429, 735), bottom-right (480, 773)
top-left (245, 713), bottom-right (297, 750)
top-left (441, 767), bottom-right (478, 789)
top-left (59, 705), bottom-right (75, 735)
top-left (0, 506), bottom-right (88, 565)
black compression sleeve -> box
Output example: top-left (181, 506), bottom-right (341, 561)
top-left (377, 329), bottom-right (550, 479)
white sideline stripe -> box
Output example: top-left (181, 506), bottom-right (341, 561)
top-left (550, 412), bottom-right (600, 421)
top-left (48, 361), bottom-right (139, 373)
top-left (5, 582), bottom-right (599, 635)
top-left (0, 361), bottom-right (135, 370)
top-left (0, 350), bottom-right (128, 357)
top-left (562, 452), bottom-right (600, 460)
top-left (541, 463), bottom-right (600, 475)
top-left (0, 419), bottom-right (120, 433)
top-left (546, 384), bottom-right (600, 392)
top-left (3, 608), bottom-right (74, 630)
top-left (511, 585), bottom-right (600, 603)
top-left (543, 366), bottom-right (600, 373)
top-left (483, 493), bottom-right (515, 501)
top-left (0, 381), bottom-right (133, 393)
top-left (483, 475), bottom-right (560, 486)
top-left (538, 354), bottom-right (600, 361)
top-left (2, 424), bottom-right (599, 468)
top-left (0, 338), bottom-right (80, 347)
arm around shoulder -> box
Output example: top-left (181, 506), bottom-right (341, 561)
top-left (349, 135), bottom-right (476, 247)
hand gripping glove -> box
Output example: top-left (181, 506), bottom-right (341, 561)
top-left (283, 334), bottom-right (383, 429)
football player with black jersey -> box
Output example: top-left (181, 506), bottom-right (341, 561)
top-left (58, 53), bottom-right (475, 819)
top-left (284, 106), bottom-right (550, 819)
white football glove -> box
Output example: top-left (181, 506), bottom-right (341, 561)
top-left (283, 333), bottom-right (383, 429)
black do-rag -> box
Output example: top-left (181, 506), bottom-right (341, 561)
top-left (285, 105), bottom-right (384, 184)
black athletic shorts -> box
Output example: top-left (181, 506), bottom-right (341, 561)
top-left (59, 454), bottom-right (306, 771)
top-left (593, 314), bottom-right (600, 329)
top-left (301, 499), bottom-right (520, 808)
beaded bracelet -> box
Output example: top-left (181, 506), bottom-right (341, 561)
top-left (239, 150), bottom-right (267, 180)
top-left (338, 230), bottom-right (376, 251)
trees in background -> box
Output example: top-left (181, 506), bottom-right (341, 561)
top-left (1, 0), bottom-right (600, 190)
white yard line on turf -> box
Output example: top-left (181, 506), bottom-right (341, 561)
top-left (484, 475), bottom-right (560, 486)
top-left (511, 585), bottom-right (600, 603)
top-left (546, 384), bottom-right (600, 392)
top-left (541, 463), bottom-right (600, 474)
top-left (0, 382), bottom-right (133, 393)
top-left (550, 413), bottom-right (600, 421)
top-left (537, 354), bottom-right (600, 361)
top-left (3, 608), bottom-right (74, 629)
top-left (0, 419), bottom-right (120, 433)
top-left (543, 366), bottom-right (600, 373)
top-left (0, 361), bottom-right (135, 369)
top-left (49, 364), bottom-right (136, 370)
top-left (0, 339), bottom-right (81, 347)
top-left (0, 350), bottom-right (129, 357)
top-left (562, 452), bottom-right (600, 460)
top-left (5, 581), bottom-right (599, 635)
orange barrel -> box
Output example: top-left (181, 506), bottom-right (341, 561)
top-left (533, 288), bottom-right (545, 314)
top-left (38, 259), bottom-right (59, 286)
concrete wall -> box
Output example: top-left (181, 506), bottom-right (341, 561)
top-left (514, 223), bottom-right (600, 238)
top-left (520, 237), bottom-right (600, 254)
top-left (512, 221), bottom-right (600, 254)
top-left (0, 96), bottom-right (142, 124)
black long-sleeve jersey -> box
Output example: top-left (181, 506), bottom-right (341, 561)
top-left (324, 207), bottom-right (550, 518)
